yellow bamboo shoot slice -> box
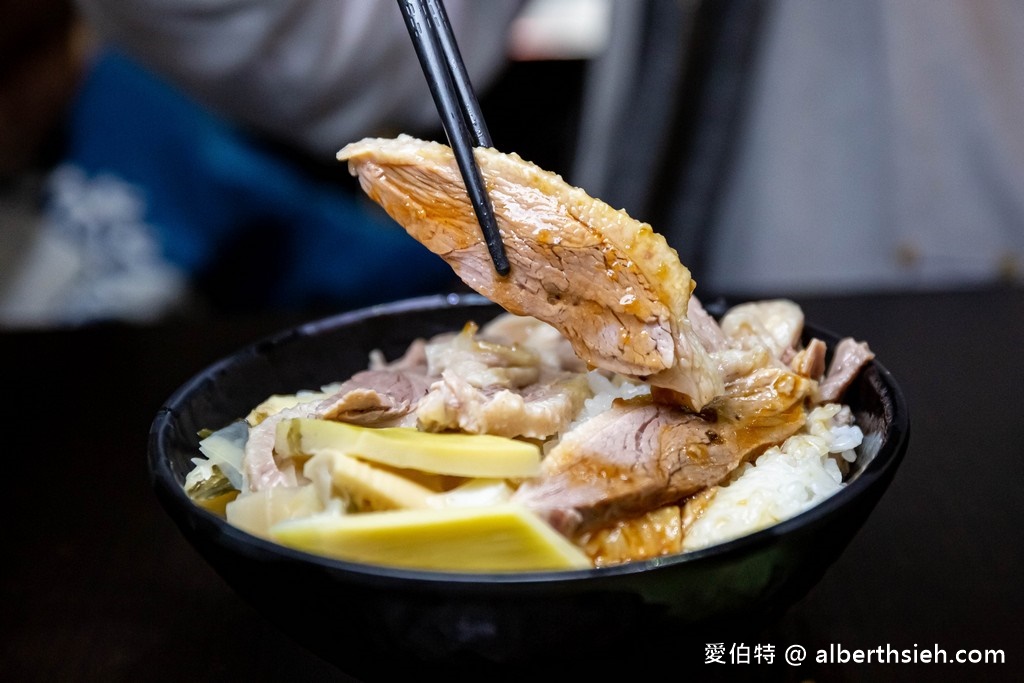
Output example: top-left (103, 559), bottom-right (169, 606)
top-left (307, 451), bottom-right (435, 511)
top-left (246, 392), bottom-right (328, 426)
top-left (269, 503), bottom-right (592, 571)
top-left (276, 419), bottom-right (541, 478)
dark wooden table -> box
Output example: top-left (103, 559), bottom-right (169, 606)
top-left (2, 285), bottom-right (1021, 682)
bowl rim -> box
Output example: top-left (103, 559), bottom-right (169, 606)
top-left (149, 293), bottom-right (910, 585)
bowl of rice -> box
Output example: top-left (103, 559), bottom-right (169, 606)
top-left (149, 293), bottom-right (908, 679)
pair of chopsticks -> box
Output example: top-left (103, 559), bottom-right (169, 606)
top-left (397, 0), bottom-right (510, 276)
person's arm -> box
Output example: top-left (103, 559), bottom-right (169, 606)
top-left (76, 0), bottom-right (524, 155)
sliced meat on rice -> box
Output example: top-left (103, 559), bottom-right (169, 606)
top-left (417, 320), bottom-right (590, 439)
top-left (481, 313), bottom-right (588, 373)
top-left (817, 338), bottom-right (875, 403)
top-left (417, 370), bottom-right (590, 439)
top-left (718, 299), bottom-right (805, 365)
top-left (424, 321), bottom-right (541, 389)
top-left (369, 337), bottom-right (429, 373)
top-left (243, 402), bottom-right (319, 492)
top-left (244, 368), bottom-right (433, 491)
top-left (513, 365), bottom-right (814, 536)
top-left (319, 369), bottom-right (435, 426)
top-left (790, 337), bottom-right (828, 380)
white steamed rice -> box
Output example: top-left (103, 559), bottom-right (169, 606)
top-left (682, 403), bottom-right (862, 551)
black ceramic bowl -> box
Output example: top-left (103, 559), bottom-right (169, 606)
top-left (149, 293), bottom-right (908, 680)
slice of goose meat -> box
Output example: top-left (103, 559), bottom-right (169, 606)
top-left (338, 135), bottom-right (723, 411)
top-left (512, 365), bottom-right (814, 536)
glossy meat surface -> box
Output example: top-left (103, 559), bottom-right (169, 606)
top-left (338, 135), bottom-right (723, 410)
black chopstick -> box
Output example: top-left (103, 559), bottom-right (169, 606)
top-left (426, 0), bottom-right (491, 148)
top-left (397, 0), bottom-right (510, 276)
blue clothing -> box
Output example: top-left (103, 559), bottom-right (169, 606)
top-left (57, 48), bottom-right (454, 312)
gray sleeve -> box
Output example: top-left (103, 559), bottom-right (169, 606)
top-left (76, 0), bottom-right (524, 155)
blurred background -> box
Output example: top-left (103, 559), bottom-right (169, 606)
top-left (1, 0), bottom-right (1022, 329)
top-left (2, 8), bottom-right (1022, 681)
